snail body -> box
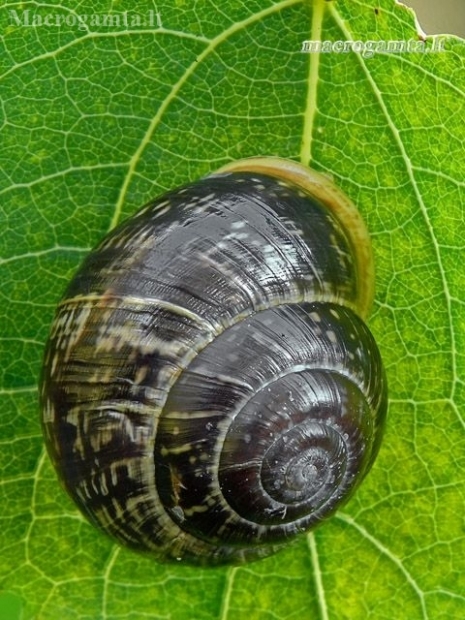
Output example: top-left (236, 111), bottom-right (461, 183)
top-left (40, 157), bottom-right (387, 565)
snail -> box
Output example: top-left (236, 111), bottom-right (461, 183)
top-left (40, 156), bottom-right (387, 566)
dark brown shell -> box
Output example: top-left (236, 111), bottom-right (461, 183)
top-left (40, 159), bottom-right (387, 565)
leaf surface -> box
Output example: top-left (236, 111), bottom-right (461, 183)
top-left (0, 1), bottom-right (464, 618)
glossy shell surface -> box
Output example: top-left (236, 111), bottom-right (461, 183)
top-left (40, 158), bottom-right (387, 565)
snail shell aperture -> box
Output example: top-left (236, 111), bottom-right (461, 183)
top-left (40, 156), bottom-right (388, 565)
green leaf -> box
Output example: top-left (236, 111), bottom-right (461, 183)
top-left (1, 0), bottom-right (464, 618)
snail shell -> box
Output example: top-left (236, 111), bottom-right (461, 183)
top-left (40, 157), bottom-right (387, 566)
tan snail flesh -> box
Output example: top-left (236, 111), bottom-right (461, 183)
top-left (40, 157), bottom-right (388, 565)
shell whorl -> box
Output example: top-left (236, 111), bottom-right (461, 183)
top-left (40, 158), bottom-right (387, 565)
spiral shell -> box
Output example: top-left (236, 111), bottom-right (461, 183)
top-left (40, 157), bottom-right (387, 565)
